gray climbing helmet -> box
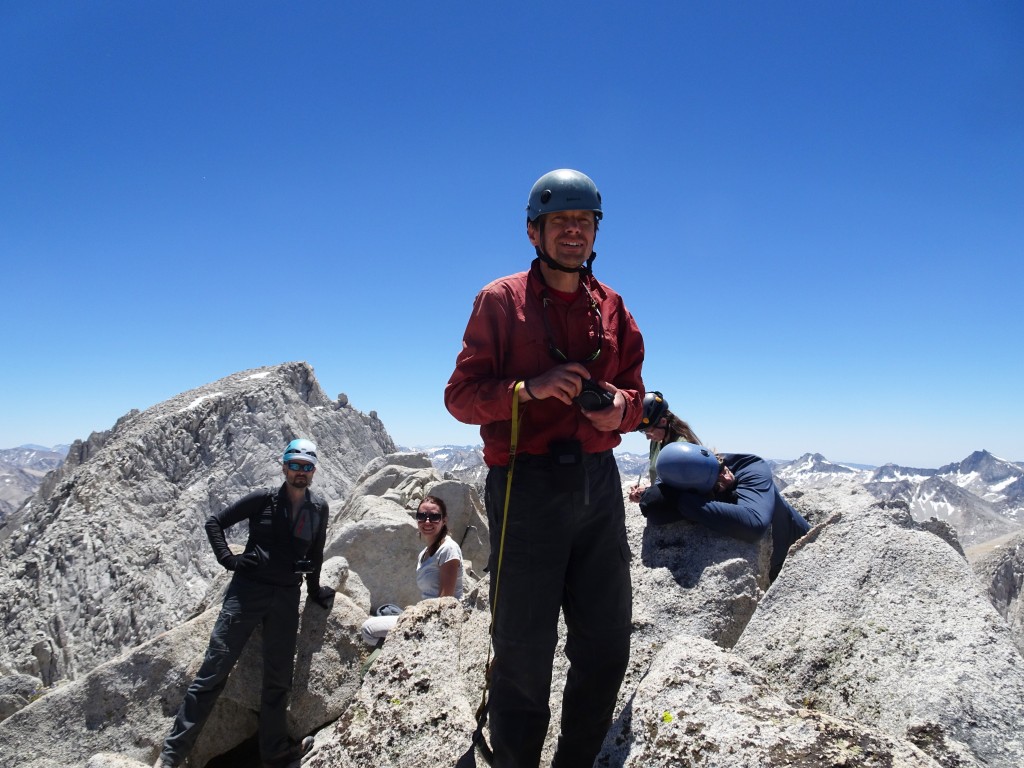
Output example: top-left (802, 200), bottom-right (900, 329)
top-left (655, 442), bottom-right (721, 493)
top-left (526, 169), bottom-right (603, 222)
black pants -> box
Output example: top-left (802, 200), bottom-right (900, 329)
top-left (485, 450), bottom-right (632, 768)
top-left (160, 576), bottom-right (301, 765)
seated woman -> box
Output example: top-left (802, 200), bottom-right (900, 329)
top-left (360, 494), bottom-right (464, 646)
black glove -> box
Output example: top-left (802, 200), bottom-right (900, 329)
top-left (308, 585), bottom-right (335, 609)
top-left (224, 551), bottom-right (260, 572)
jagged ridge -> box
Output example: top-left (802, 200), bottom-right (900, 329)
top-left (0, 361), bottom-right (394, 686)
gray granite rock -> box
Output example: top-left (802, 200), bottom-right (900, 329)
top-left (734, 502), bottom-right (1024, 767)
top-left (0, 361), bottom-right (393, 690)
top-left (323, 455), bottom-right (488, 611)
top-left (601, 636), bottom-right (945, 768)
top-left (971, 530), bottom-right (1024, 657)
top-left (0, 556), bottom-right (365, 768)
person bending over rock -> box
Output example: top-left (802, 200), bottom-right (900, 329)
top-left (639, 441), bottom-right (811, 582)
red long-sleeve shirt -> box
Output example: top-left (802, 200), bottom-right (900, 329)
top-left (445, 260), bottom-right (645, 466)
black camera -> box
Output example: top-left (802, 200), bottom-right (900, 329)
top-left (294, 558), bottom-right (313, 574)
top-left (575, 379), bottom-right (615, 411)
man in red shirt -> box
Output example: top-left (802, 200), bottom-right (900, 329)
top-left (446, 169), bottom-right (645, 768)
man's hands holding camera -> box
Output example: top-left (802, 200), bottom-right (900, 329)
top-left (520, 363), bottom-right (626, 432)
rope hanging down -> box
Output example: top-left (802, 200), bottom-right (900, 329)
top-left (455, 380), bottom-right (526, 768)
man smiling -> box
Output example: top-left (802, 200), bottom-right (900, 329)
top-left (446, 169), bottom-right (645, 768)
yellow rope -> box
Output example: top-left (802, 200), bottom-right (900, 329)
top-left (489, 380), bottom-right (523, 620)
top-left (469, 381), bottom-right (526, 764)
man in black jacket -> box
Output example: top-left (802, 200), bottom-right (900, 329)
top-left (155, 439), bottom-right (334, 768)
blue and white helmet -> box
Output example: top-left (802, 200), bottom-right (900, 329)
top-left (655, 442), bottom-right (720, 493)
top-left (282, 438), bottom-right (318, 466)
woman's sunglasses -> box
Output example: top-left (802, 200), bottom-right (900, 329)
top-left (415, 511), bottom-right (443, 523)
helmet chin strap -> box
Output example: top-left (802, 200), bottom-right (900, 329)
top-left (534, 247), bottom-right (598, 276)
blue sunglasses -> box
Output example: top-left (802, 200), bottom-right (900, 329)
top-left (285, 461), bottom-right (315, 472)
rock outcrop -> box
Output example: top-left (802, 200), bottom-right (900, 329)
top-left (0, 557), bottom-right (368, 768)
top-left (734, 500), bottom-right (1024, 767)
top-left (3, 366), bottom-right (1024, 768)
top-left (0, 361), bottom-right (394, 694)
top-left (972, 530), bottom-right (1024, 657)
top-left (602, 637), bottom-right (944, 767)
top-left (323, 453), bottom-right (490, 610)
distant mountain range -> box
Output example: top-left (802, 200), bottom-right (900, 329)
top-left (412, 444), bottom-right (652, 485)
top-left (417, 445), bottom-right (1024, 549)
top-left (5, 441), bottom-right (1022, 550)
top-left (0, 444), bottom-right (68, 521)
top-left (771, 450), bottom-right (1024, 547)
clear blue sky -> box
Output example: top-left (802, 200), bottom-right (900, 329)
top-left (2, 1), bottom-right (1022, 468)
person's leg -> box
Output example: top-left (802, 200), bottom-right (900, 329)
top-left (360, 614), bottom-right (400, 646)
top-left (485, 462), bottom-right (572, 768)
top-left (257, 585), bottom-right (302, 763)
top-left (552, 453), bottom-right (633, 768)
top-left (160, 579), bottom-right (262, 764)
top-left (769, 494), bottom-right (811, 581)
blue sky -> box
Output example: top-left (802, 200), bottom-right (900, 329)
top-left (2, 1), bottom-right (1022, 468)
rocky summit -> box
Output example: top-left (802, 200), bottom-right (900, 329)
top-left (0, 361), bottom-right (394, 692)
top-left (0, 365), bottom-right (1022, 768)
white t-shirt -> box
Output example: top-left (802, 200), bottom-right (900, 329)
top-left (416, 536), bottom-right (464, 600)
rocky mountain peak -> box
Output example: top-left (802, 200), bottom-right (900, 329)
top-left (948, 449), bottom-right (1021, 481)
top-left (775, 453), bottom-right (860, 483)
top-left (0, 361), bottom-right (394, 686)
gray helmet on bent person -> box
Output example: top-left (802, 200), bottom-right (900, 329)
top-left (636, 391), bottom-right (669, 432)
top-left (282, 438), bottom-right (318, 466)
top-left (655, 442), bottom-right (721, 493)
top-left (526, 169), bottom-right (603, 223)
